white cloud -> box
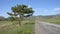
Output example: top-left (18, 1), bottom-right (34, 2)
top-left (53, 8), bottom-right (60, 11)
top-left (33, 8), bottom-right (60, 15)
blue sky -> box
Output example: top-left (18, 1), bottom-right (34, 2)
top-left (0, 0), bottom-right (60, 18)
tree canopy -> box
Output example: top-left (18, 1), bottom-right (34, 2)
top-left (7, 4), bottom-right (34, 26)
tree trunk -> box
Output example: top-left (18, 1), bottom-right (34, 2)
top-left (18, 15), bottom-right (22, 26)
top-left (18, 15), bottom-right (24, 26)
top-left (18, 19), bottom-right (21, 26)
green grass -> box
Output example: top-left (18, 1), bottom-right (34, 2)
top-left (0, 20), bottom-right (35, 34)
top-left (40, 18), bottom-right (60, 25)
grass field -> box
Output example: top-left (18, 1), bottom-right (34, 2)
top-left (40, 18), bottom-right (60, 25)
top-left (0, 20), bottom-right (35, 34)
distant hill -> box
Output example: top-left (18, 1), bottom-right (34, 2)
top-left (27, 16), bottom-right (37, 20)
top-left (53, 14), bottom-right (60, 19)
top-left (0, 16), bottom-right (9, 21)
top-left (28, 14), bottom-right (60, 20)
top-left (36, 14), bottom-right (60, 19)
top-left (0, 16), bottom-right (5, 21)
top-left (0, 14), bottom-right (60, 21)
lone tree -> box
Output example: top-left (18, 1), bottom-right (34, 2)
top-left (7, 4), bottom-right (34, 26)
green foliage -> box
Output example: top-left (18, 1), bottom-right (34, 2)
top-left (7, 4), bottom-right (34, 18)
top-left (8, 17), bottom-right (15, 22)
top-left (7, 4), bottom-right (34, 26)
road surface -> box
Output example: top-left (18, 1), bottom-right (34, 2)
top-left (35, 21), bottom-right (60, 34)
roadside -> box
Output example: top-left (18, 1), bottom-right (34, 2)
top-left (35, 20), bottom-right (60, 34)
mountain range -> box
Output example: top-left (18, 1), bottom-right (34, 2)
top-left (0, 14), bottom-right (60, 21)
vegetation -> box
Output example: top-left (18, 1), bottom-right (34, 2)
top-left (38, 14), bottom-right (60, 25)
top-left (7, 4), bottom-right (34, 26)
top-left (0, 20), bottom-right (35, 34)
top-left (0, 4), bottom-right (35, 34)
top-left (40, 19), bottom-right (60, 25)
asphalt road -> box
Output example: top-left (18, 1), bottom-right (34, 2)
top-left (35, 21), bottom-right (60, 34)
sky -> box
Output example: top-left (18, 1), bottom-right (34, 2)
top-left (0, 0), bottom-right (60, 18)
